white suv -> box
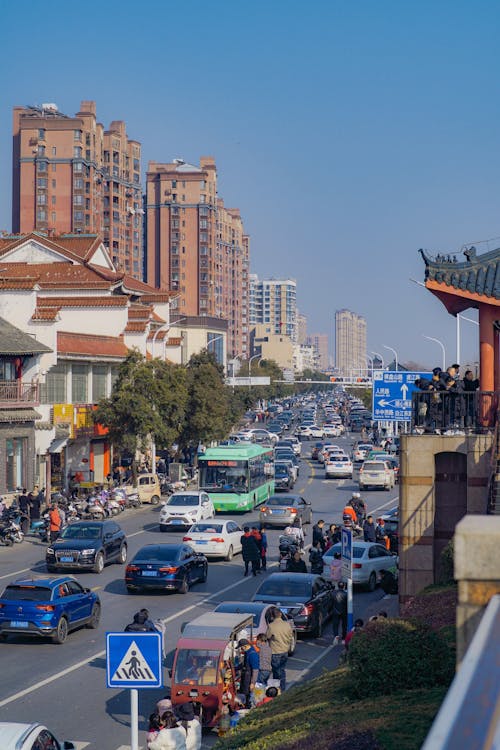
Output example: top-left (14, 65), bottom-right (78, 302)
top-left (0, 723), bottom-right (75, 749)
top-left (159, 491), bottom-right (215, 531)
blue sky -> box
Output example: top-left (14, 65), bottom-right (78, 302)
top-left (2, 0), bottom-right (499, 368)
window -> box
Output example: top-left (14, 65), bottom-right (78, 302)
top-left (51, 196), bottom-right (56, 206)
top-left (38, 145), bottom-right (45, 156)
top-left (38, 128), bottom-right (45, 140)
top-left (172, 180), bottom-right (177, 188)
top-left (72, 364), bottom-right (88, 402)
top-left (37, 161), bottom-right (47, 172)
top-left (51, 211), bottom-right (56, 223)
top-left (74, 146), bottom-right (82, 158)
top-left (37, 177), bottom-right (47, 188)
top-left (37, 209), bottom-right (47, 221)
top-left (74, 129), bottom-right (82, 141)
top-left (74, 211), bottom-right (84, 221)
top-left (74, 178), bottom-right (84, 189)
top-left (52, 146), bottom-right (57, 156)
top-left (52, 179), bottom-right (56, 188)
top-left (74, 195), bottom-right (83, 205)
top-left (92, 365), bottom-right (107, 401)
top-left (74, 162), bottom-right (83, 172)
top-left (41, 364), bottom-right (66, 404)
top-left (52, 163), bottom-right (56, 172)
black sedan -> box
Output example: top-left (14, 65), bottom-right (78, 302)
top-left (252, 572), bottom-right (335, 637)
top-left (125, 544), bottom-right (208, 594)
top-left (46, 520), bottom-right (127, 574)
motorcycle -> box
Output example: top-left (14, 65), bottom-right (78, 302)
top-left (84, 496), bottom-right (106, 520)
top-left (110, 488), bottom-right (127, 511)
top-left (0, 517), bottom-right (24, 544)
top-left (278, 535), bottom-right (300, 571)
top-left (342, 515), bottom-right (363, 538)
top-left (103, 496), bottom-right (121, 516)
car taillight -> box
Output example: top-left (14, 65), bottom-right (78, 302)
top-left (159, 566), bottom-right (178, 573)
top-left (353, 563), bottom-right (363, 569)
top-left (300, 603), bottom-right (314, 616)
top-left (183, 536), bottom-right (192, 541)
top-left (210, 537), bottom-right (225, 543)
top-left (261, 506), bottom-right (268, 512)
top-left (289, 508), bottom-right (297, 514)
top-left (125, 565), bottom-right (139, 573)
top-left (36, 605), bottom-right (55, 611)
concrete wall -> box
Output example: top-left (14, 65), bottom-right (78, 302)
top-left (454, 515), bottom-right (500, 663)
top-left (399, 433), bottom-right (493, 601)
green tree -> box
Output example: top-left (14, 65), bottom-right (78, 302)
top-left (180, 349), bottom-right (231, 447)
top-left (94, 349), bottom-right (187, 474)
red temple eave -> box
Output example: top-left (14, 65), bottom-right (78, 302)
top-left (425, 279), bottom-right (500, 316)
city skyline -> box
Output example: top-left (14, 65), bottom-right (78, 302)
top-left (1, 1), bottom-right (497, 366)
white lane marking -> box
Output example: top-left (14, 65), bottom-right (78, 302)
top-left (0, 559), bottom-right (278, 709)
top-left (0, 567), bottom-right (31, 581)
top-left (288, 642), bottom-right (335, 687)
top-left (127, 529), bottom-right (146, 537)
top-left (369, 496), bottom-right (399, 514)
top-left (72, 744), bottom-right (91, 750)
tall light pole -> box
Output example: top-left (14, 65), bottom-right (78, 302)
top-left (248, 354), bottom-right (261, 391)
top-left (207, 333), bottom-right (226, 367)
top-left (383, 345), bottom-right (399, 372)
top-left (152, 315), bottom-right (189, 359)
top-left (423, 334), bottom-right (446, 371)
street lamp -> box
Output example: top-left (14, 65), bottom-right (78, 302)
top-left (383, 345), bottom-right (399, 372)
top-left (422, 334), bottom-right (446, 371)
top-left (207, 333), bottom-right (226, 366)
top-left (151, 316), bottom-right (189, 359)
top-left (248, 354), bottom-right (261, 389)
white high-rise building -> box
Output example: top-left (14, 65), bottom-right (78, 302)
top-left (334, 309), bottom-right (367, 375)
top-left (249, 275), bottom-right (297, 343)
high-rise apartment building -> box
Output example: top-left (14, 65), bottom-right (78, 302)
top-left (306, 333), bottom-right (329, 371)
top-left (12, 101), bottom-right (143, 278)
top-left (145, 157), bottom-right (249, 358)
top-left (297, 312), bottom-right (308, 344)
top-left (334, 309), bottom-right (367, 375)
top-left (249, 275), bottom-right (297, 342)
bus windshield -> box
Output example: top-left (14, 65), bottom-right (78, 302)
top-left (199, 461), bottom-right (249, 493)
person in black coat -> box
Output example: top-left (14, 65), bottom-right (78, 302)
top-left (286, 551), bottom-right (307, 573)
top-left (363, 515), bottom-right (376, 543)
top-left (312, 520), bottom-right (326, 552)
top-left (240, 527), bottom-right (260, 577)
top-left (309, 542), bottom-right (324, 574)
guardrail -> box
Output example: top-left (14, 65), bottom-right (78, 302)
top-left (0, 381), bottom-right (39, 406)
top-left (411, 391), bottom-right (498, 433)
top-left (422, 594), bottom-right (500, 749)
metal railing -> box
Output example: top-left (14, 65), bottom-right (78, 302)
top-left (411, 391), bottom-right (498, 433)
top-left (0, 381), bottom-right (39, 406)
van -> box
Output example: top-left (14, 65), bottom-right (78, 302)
top-left (125, 473), bottom-right (161, 504)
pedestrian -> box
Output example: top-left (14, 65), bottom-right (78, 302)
top-left (259, 523), bottom-right (268, 570)
top-left (240, 526), bottom-right (260, 577)
top-left (286, 550), bottom-right (307, 573)
top-left (156, 697), bottom-right (172, 715)
top-left (48, 502), bottom-right (62, 543)
top-left (375, 518), bottom-right (391, 550)
top-left (238, 639), bottom-right (259, 708)
top-left (312, 519), bottom-right (326, 551)
top-left (29, 485), bottom-right (41, 520)
top-left (266, 607), bottom-right (294, 693)
top-left (176, 702), bottom-right (201, 750)
top-left (344, 618), bottom-right (364, 650)
top-left (255, 632), bottom-right (272, 685)
top-left (256, 685), bottom-right (279, 706)
top-left (363, 515), bottom-right (376, 543)
top-left (250, 526), bottom-right (263, 572)
top-left (147, 713), bottom-right (163, 749)
top-left (462, 370), bottom-right (479, 391)
top-left (332, 581), bottom-right (348, 643)
top-left (325, 523), bottom-right (340, 550)
top-left (18, 488), bottom-right (29, 517)
top-left (329, 551), bottom-right (343, 583)
top-left (148, 711), bottom-right (187, 750)
top-left (309, 541), bottom-right (324, 574)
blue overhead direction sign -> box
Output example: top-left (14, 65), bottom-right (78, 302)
top-left (372, 370), bottom-right (432, 422)
top-left (106, 632), bottom-right (162, 689)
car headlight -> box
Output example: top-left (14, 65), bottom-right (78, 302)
top-left (81, 549), bottom-right (96, 555)
top-left (46, 547), bottom-right (54, 555)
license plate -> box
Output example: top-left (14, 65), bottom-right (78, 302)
top-left (60, 556), bottom-right (74, 562)
top-left (10, 620), bottom-right (28, 628)
top-left (271, 509), bottom-right (285, 514)
top-left (195, 540), bottom-right (208, 544)
top-left (171, 519), bottom-right (184, 524)
top-left (142, 570), bottom-right (158, 577)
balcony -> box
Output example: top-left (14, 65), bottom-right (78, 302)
top-left (412, 391), bottom-right (498, 434)
top-left (0, 381), bottom-right (40, 407)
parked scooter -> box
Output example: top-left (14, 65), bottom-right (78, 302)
top-left (0, 516), bottom-right (24, 544)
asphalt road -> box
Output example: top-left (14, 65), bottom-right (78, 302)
top-left (0, 435), bottom-right (398, 750)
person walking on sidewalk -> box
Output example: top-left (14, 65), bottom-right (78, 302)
top-left (332, 581), bottom-right (348, 643)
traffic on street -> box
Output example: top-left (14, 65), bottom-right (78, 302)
top-left (0, 396), bottom-right (399, 750)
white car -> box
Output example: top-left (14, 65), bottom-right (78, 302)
top-left (183, 519), bottom-right (243, 560)
top-left (307, 426), bottom-right (325, 439)
top-left (352, 443), bottom-right (374, 462)
top-left (0, 723), bottom-right (75, 750)
top-left (320, 445), bottom-right (345, 464)
top-left (286, 436), bottom-right (302, 456)
top-left (359, 460), bottom-right (395, 490)
top-left (323, 423), bottom-right (342, 437)
top-left (322, 542), bottom-right (398, 590)
top-left (159, 491), bottom-right (215, 531)
top-left (325, 455), bottom-right (353, 478)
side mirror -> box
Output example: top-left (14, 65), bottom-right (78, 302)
top-left (84, 587), bottom-right (91, 594)
top-left (168, 668), bottom-right (173, 678)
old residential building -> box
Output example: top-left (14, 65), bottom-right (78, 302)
top-left (334, 309), bottom-right (367, 375)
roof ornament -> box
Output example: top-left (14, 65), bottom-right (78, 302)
top-left (464, 246), bottom-right (477, 262)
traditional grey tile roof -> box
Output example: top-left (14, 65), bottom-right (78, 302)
top-left (419, 247), bottom-right (500, 299)
top-left (0, 408), bottom-right (42, 421)
top-left (0, 317), bottom-right (52, 355)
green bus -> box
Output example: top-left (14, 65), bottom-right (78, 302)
top-left (198, 444), bottom-right (274, 512)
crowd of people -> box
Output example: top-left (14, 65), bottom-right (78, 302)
top-left (414, 363), bottom-right (480, 433)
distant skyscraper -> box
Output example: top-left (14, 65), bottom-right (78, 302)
top-left (334, 310), bottom-right (367, 374)
top-left (249, 276), bottom-right (297, 342)
top-left (12, 101), bottom-right (143, 279)
top-left (307, 333), bottom-right (329, 371)
top-left (297, 313), bottom-right (308, 345)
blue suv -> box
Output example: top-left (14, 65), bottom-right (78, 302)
top-left (0, 576), bottom-right (100, 644)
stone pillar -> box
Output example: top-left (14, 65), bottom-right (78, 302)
top-left (454, 515), bottom-right (500, 664)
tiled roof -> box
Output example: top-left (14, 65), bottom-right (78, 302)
top-left (31, 308), bottom-right (59, 321)
top-left (420, 247), bottom-right (500, 301)
top-left (37, 296), bottom-right (129, 308)
top-left (128, 306), bottom-right (153, 320)
top-left (0, 278), bottom-right (38, 290)
top-left (0, 408), bottom-right (42, 422)
top-left (166, 337), bottom-right (182, 346)
top-left (0, 232), bottom-right (95, 264)
top-left (0, 262), bottom-right (111, 289)
top-left (124, 321), bottom-right (148, 332)
top-left (142, 292), bottom-right (179, 302)
top-left (0, 317), bottom-right (52, 354)
top-left (58, 331), bottom-right (129, 359)
top-left (147, 329), bottom-right (167, 341)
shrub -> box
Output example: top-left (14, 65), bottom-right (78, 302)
top-left (436, 540), bottom-right (455, 584)
top-left (401, 586), bottom-right (457, 631)
top-left (346, 619), bottom-right (455, 698)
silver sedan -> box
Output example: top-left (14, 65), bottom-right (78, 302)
top-left (259, 494), bottom-right (313, 528)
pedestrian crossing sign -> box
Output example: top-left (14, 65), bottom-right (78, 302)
top-left (106, 632), bottom-right (163, 688)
